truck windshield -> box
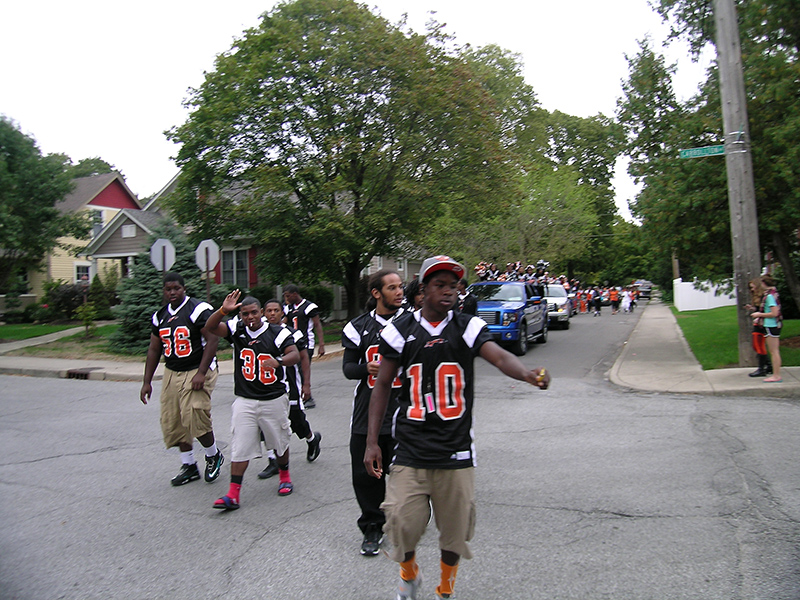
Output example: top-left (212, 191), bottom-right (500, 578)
top-left (469, 284), bottom-right (524, 302)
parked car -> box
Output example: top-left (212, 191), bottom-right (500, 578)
top-left (543, 283), bottom-right (572, 329)
top-left (468, 281), bottom-right (547, 355)
top-left (634, 280), bottom-right (653, 299)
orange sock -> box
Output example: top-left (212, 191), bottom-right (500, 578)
top-left (436, 560), bottom-right (458, 597)
top-left (400, 557), bottom-right (419, 582)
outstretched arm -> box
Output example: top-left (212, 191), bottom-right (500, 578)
top-left (479, 341), bottom-right (550, 389)
top-left (204, 289), bottom-right (243, 337)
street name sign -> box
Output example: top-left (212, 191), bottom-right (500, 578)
top-left (679, 145), bottom-right (725, 159)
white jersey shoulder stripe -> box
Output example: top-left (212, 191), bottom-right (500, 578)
top-left (275, 326), bottom-right (292, 347)
top-left (189, 300), bottom-right (213, 323)
top-left (342, 320), bottom-right (361, 346)
top-left (462, 316), bottom-right (488, 348)
top-left (381, 322), bottom-right (405, 354)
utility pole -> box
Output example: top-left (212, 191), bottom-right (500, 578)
top-left (714, 0), bottom-right (761, 366)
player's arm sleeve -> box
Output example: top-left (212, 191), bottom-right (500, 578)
top-left (343, 347), bottom-right (369, 380)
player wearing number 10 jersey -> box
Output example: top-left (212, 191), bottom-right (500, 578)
top-left (365, 256), bottom-right (550, 600)
top-left (204, 291), bottom-right (301, 511)
top-left (140, 272), bottom-right (224, 488)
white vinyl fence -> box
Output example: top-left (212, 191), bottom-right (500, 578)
top-left (673, 278), bottom-right (737, 312)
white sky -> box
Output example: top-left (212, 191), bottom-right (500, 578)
top-left (1, 1), bottom-right (712, 219)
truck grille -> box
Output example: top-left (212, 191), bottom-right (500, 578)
top-left (477, 310), bottom-right (499, 325)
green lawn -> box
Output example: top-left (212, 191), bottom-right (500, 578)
top-left (671, 305), bottom-right (800, 370)
top-left (0, 322), bottom-right (80, 342)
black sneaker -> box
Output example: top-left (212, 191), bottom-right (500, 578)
top-left (258, 457), bottom-right (279, 479)
top-left (360, 524), bottom-right (383, 556)
top-left (306, 432), bottom-right (322, 462)
top-left (171, 463), bottom-right (200, 486)
top-left (304, 397), bottom-right (316, 409)
top-left (204, 450), bottom-right (224, 482)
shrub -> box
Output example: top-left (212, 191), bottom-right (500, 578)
top-left (299, 284), bottom-right (334, 320)
top-left (43, 281), bottom-right (87, 320)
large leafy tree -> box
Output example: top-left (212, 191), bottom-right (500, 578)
top-left (166, 0), bottom-right (514, 318)
top-left (644, 0), bottom-right (800, 312)
top-left (0, 117), bottom-right (91, 293)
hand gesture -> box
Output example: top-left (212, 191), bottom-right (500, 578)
top-left (223, 289), bottom-right (243, 315)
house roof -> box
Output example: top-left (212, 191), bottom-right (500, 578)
top-left (81, 207), bottom-right (166, 257)
top-left (57, 171), bottom-right (141, 215)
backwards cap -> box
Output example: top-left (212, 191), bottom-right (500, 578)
top-left (420, 255), bottom-right (466, 282)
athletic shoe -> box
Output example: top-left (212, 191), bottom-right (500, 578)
top-left (397, 570), bottom-right (422, 600)
top-left (213, 495), bottom-right (239, 510)
top-left (360, 524), bottom-right (383, 556)
top-left (434, 593), bottom-right (453, 599)
top-left (306, 432), bottom-right (322, 462)
top-left (278, 481), bottom-right (293, 496)
top-left (304, 397), bottom-right (316, 409)
top-left (204, 450), bottom-right (224, 482)
top-left (171, 463), bottom-right (200, 486)
top-left (257, 457), bottom-right (279, 479)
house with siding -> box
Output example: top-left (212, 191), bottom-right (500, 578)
top-left (83, 174), bottom-right (424, 320)
top-left (28, 172), bottom-right (142, 298)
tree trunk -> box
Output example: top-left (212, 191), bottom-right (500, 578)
top-left (344, 261), bottom-right (363, 322)
top-left (772, 231), bottom-right (800, 315)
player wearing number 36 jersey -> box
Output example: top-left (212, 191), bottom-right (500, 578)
top-left (204, 291), bottom-right (302, 511)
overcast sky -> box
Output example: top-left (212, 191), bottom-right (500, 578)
top-left (1, 1), bottom-right (712, 218)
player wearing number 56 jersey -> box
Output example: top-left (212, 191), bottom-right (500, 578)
top-left (204, 291), bottom-right (301, 511)
top-left (140, 272), bottom-right (224, 488)
top-left (342, 269), bottom-right (405, 556)
top-left (365, 256), bottom-right (550, 600)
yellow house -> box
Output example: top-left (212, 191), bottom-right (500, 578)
top-left (28, 172), bottom-right (142, 298)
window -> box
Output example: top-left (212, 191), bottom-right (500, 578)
top-left (76, 264), bottom-right (91, 284)
top-left (396, 257), bottom-right (406, 272)
top-left (121, 224), bottom-right (136, 238)
top-left (222, 249), bottom-right (249, 286)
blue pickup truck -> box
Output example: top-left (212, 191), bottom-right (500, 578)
top-left (467, 281), bottom-right (548, 355)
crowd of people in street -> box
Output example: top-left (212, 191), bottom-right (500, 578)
top-left (138, 257), bottom-right (550, 600)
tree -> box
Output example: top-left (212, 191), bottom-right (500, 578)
top-left (69, 157), bottom-right (115, 179)
top-left (651, 0), bottom-right (800, 313)
top-left (0, 117), bottom-right (91, 292)
top-left (166, 0), bottom-right (515, 318)
top-left (109, 221), bottom-right (227, 354)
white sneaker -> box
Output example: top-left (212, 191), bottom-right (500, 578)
top-left (397, 570), bottom-right (422, 600)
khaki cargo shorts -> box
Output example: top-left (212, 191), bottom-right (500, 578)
top-left (160, 367), bottom-right (218, 448)
top-left (381, 465), bottom-right (476, 561)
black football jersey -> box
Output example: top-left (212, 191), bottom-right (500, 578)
top-left (341, 309), bottom-right (404, 436)
top-left (226, 317), bottom-right (295, 401)
top-left (284, 298), bottom-right (320, 349)
top-left (378, 309), bottom-right (493, 469)
top-left (151, 297), bottom-right (215, 372)
top-left (281, 324), bottom-right (306, 401)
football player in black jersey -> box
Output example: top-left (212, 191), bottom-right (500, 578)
top-left (140, 272), bottom-right (224, 487)
top-left (342, 269), bottom-right (405, 556)
top-left (364, 256), bottom-right (550, 600)
top-left (204, 291), bottom-right (301, 510)
top-left (283, 284), bottom-right (325, 407)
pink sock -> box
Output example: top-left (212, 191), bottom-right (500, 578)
top-left (279, 469), bottom-right (291, 484)
top-left (228, 482), bottom-right (242, 502)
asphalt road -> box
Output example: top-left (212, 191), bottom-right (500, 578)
top-left (2, 310), bottom-right (800, 600)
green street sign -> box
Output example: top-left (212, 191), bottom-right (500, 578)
top-left (679, 144), bottom-right (725, 159)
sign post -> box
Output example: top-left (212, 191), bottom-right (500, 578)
top-left (150, 239), bottom-right (176, 274)
top-left (195, 239), bottom-right (221, 302)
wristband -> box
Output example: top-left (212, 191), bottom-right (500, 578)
top-left (275, 356), bottom-right (284, 365)
top-left (219, 307), bottom-right (228, 316)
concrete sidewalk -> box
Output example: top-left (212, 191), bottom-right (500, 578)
top-left (1, 301), bottom-right (798, 397)
top-left (608, 300), bottom-right (799, 398)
